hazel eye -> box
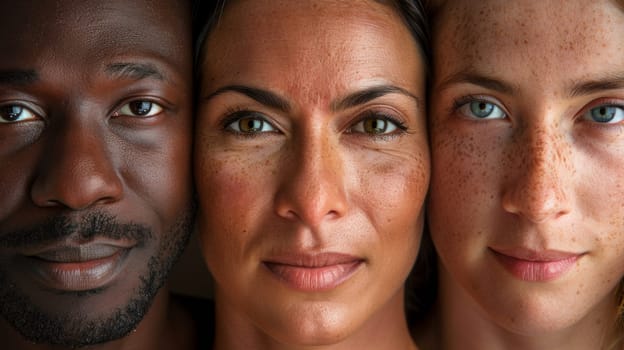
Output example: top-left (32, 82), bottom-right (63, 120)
top-left (225, 112), bottom-right (276, 133)
top-left (116, 100), bottom-right (163, 117)
top-left (584, 105), bottom-right (624, 124)
top-left (0, 105), bottom-right (39, 123)
top-left (459, 100), bottom-right (506, 120)
top-left (351, 117), bottom-right (401, 135)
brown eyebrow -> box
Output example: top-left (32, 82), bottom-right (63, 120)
top-left (331, 85), bottom-right (421, 111)
top-left (0, 69), bottom-right (39, 85)
top-left (436, 70), bottom-right (516, 95)
top-left (204, 85), bottom-right (291, 112)
top-left (569, 74), bottom-right (624, 97)
top-left (105, 63), bottom-right (165, 81)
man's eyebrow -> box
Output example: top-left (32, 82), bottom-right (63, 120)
top-left (331, 85), bottom-right (420, 111)
top-left (204, 85), bottom-right (291, 112)
top-left (0, 69), bottom-right (39, 85)
top-left (436, 70), bottom-right (516, 95)
top-left (569, 74), bottom-right (624, 97)
top-left (105, 63), bottom-right (165, 81)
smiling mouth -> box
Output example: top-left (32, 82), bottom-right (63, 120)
top-left (263, 253), bottom-right (364, 291)
top-left (23, 244), bottom-right (133, 292)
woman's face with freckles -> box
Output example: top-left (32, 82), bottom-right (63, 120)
top-left (195, 0), bottom-right (428, 346)
top-left (429, 0), bottom-right (624, 336)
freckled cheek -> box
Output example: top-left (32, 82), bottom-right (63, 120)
top-left (195, 153), bottom-right (270, 276)
top-left (195, 144), bottom-right (278, 231)
top-left (429, 131), bottom-right (499, 254)
top-left (358, 150), bottom-right (429, 237)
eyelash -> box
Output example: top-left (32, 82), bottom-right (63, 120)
top-left (219, 107), bottom-right (408, 139)
top-left (220, 107), bottom-right (280, 137)
top-left (451, 95), bottom-right (498, 112)
top-left (347, 110), bottom-right (408, 137)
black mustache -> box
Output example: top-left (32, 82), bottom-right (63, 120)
top-left (0, 212), bottom-right (153, 249)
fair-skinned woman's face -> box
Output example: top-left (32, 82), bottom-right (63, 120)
top-left (430, 0), bottom-right (624, 335)
top-left (195, 0), bottom-right (428, 346)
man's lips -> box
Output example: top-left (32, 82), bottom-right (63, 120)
top-left (31, 245), bottom-right (125, 263)
top-left (18, 241), bottom-right (136, 292)
top-left (490, 247), bottom-right (584, 282)
top-left (263, 253), bottom-right (364, 291)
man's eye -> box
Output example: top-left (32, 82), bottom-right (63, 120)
top-left (459, 100), bottom-right (506, 120)
top-left (115, 100), bottom-right (163, 117)
top-left (583, 105), bottom-right (624, 124)
top-left (0, 105), bottom-right (39, 123)
top-left (225, 112), bottom-right (276, 134)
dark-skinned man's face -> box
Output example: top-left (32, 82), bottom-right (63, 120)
top-left (0, 0), bottom-right (193, 347)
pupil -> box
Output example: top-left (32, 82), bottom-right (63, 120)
top-left (479, 102), bottom-right (487, 111)
top-left (366, 119), bottom-right (385, 133)
top-left (130, 101), bottom-right (152, 115)
top-left (242, 118), bottom-right (260, 131)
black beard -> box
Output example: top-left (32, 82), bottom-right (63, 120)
top-left (0, 208), bottom-right (194, 348)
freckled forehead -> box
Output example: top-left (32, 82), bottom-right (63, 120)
top-left (433, 0), bottom-right (624, 83)
top-left (202, 0), bottom-right (422, 104)
top-left (0, 0), bottom-right (190, 70)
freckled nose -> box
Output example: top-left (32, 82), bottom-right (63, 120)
top-left (274, 134), bottom-right (348, 227)
top-left (501, 125), bottom-right (572, 223)
top-left (30, 123), bottom-right (123, 210)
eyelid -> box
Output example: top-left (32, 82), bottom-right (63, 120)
top-left (578, 98), bottom-right (624, 124)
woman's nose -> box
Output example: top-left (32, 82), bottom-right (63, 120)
top-left (273, 132), bottom-right (348, 227)
top-left (501, 123), bottom-right (572, 223)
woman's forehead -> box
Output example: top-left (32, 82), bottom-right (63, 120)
top-left (431, 0), bottom-right (624, 92)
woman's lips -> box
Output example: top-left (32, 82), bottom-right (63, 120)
top-left (490, 248), bottom-right (583, 282)
top-left (263, 253), bottom-right (364, 291)
top-left (23, 243), bottom-right (132, 292)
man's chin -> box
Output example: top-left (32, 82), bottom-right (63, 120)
top-left (0, 274), bottom-right (154, 347)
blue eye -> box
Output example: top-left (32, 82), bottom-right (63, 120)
top-left (115, 100), bottom-right (163, 117)
top-left (459, 100), bottom-right (506, 120)
top-left (584, 105), bottom-right (624, 124)
top-left (225, 112), bottom-right (276, 133)
top-left (0, 105), bottom-right (39, 123)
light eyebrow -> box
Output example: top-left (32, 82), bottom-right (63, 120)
top-left (569, 74), bottom-right (624, 97)
top-left (436, 70), bottom-right (516, 95)
top-left (0, 69), bottom-right (39, 85)
top-left (331, 85), bottom-right (420, 111)
top-left (204, 85), bottom-right (291, 112)
top-left (105, 63), bottom-right (165, 81)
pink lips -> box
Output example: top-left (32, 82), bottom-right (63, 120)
top-left (264, 253), bottom-right (364, 291)
top-left (491, 248), bottom-right (582, 282)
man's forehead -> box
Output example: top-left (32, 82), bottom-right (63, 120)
top-left (0, 0), bottom-right (191, 81)
top-left (0, 0), bottom-right (189, 60)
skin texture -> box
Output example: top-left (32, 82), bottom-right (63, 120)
top-left (195, 0), bottom-right (428, 349)
top-left (428, 0), bottom-right (624, 349)
top-left (0, 1), bottom-right (195, 349)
